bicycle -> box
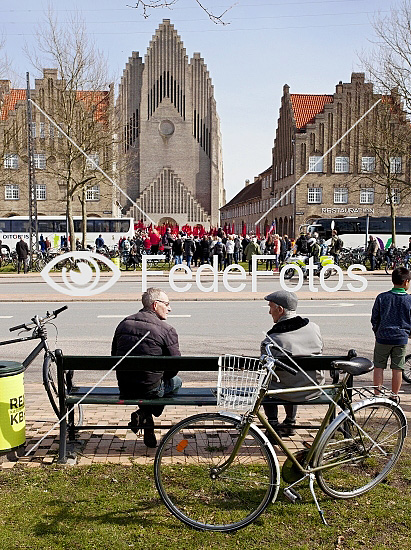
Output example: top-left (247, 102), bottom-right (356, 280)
top-left (0, 306), bottom-right (83, 424)
top-left (402, 354), bottom-right (411, 384)
top-left (154, 346), bottom-right (407, 532)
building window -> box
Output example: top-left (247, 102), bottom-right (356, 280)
top-left (290, 187), bottom-right (295, 204)
top-left (390, 157), bottom-right (402, 174)
top-left (335, 156), bottom-right (349, 173)
top-left (5, 184), bottom-right (19, 200)
top-left (386, 188), bottom-right (401, 205)
top-left (86, 184), bottom-right (100, 201)
top-left (86, 153), bottom-right (99, 170)
top-left (361, 156), bottom-right (375, 172)
top-left (36, 184), bottom-right (46, 201)
top-left (334, 187), bottom-right (348, 204)
top-left (360, 188), bottom-right (374, 204)
top-left (307, 187), bottom-right (322, 204)
top-left (31, 122), bottom-right (36, 138)
top-left (308, 156), bottom-right (323, 172)
top-left (33, 153), bottom-right (46, 169)
top-left (49, 124), bottom-right (54, 139)
top-left (4, 153), bottom-right (18, 169)
top-left (39, 122), bottom-right (46, 139)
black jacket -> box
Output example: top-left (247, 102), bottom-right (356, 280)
top-left (111, 308), bottom-right (180, 397)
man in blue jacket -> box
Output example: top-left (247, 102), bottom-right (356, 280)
top-left (371, 267), bottom-right (411, 399)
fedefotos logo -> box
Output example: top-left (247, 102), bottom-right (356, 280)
top-left (41, 251), bottom-right (121, 296)
top-left (40, 252), bottom-right (368, 298)
top-left (141, 255), bottom-right (368, 294)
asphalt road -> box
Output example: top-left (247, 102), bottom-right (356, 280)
top-left (0, 299), bottom-right (380, 385)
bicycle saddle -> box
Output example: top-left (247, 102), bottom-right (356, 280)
top-left (330, 356), bottom-right (373, 376)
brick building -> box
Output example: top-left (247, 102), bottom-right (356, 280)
top-left (0, 69), bottom-right (116, 219)
top-left (222, 72), bottom-right (411, 240)
top-left (220, 166), bottom-right (274, 235)
top-left (117, 20), bottom-right (224, 228)
top-left (272, 72), bottom-right (411, 237)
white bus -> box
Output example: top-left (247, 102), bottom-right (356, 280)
top-left (0, 216), bottom-right (134, 249)
top-left (307, 216), bottom-right (411, 249)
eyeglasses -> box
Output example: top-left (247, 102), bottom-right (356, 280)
top-left (156, 299), bottom-right (170, 307)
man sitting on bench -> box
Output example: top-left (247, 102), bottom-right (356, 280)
top-left (262, 290), bottom-right (323, 439)
top-left (111, 287), bottom-right (182, 448)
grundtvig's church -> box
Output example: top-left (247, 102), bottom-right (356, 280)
top-left (117, 20), bottom-right (225, 228)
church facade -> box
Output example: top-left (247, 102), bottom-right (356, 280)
top-left (117, 20), bottom-right (224, 228)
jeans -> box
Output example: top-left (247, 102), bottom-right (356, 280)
top-left (186, 255), bottom-right (193, 269)
top-left (140, 375), bottom-right (183, 417)
top-left (17, 258), bottom-right (28, 274)
top-left (174, 255), bottom-right (183, 265)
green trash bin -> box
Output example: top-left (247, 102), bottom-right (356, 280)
top-left (0, 361), bottom-right (25, 452)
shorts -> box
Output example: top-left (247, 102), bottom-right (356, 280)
top-left (373, 342), bottom-right (408, 370)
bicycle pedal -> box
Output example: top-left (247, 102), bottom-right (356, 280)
top-left (283, 488), bottom-right (302, 503)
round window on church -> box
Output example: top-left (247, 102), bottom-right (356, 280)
top-left (159, 120), bottom-right (175, 136)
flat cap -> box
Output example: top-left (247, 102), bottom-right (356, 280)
top-left (264, 290), bottom-right (298, 311)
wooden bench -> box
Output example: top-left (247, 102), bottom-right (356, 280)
top-left (55, 349), bottom-right (357, 463)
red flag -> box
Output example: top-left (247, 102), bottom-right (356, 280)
top-left (242, 222), bottom-right (247, 237)
top-left (256, 225), bottom-right (261, 238)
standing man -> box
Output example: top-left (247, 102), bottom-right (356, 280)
top-left (183, 234), bottom-right (196, 270)
top-left (16, 237), bottom-right (29, 274)
top-left (95, 234), bottom-right (105, 249)
top-left (261, 290), bottom-right (323, 438)
top-left (244, 237), bottom-right (261, 274)
top-left (366, 235), bottom-right (379, 271)
top-left (111, 288), bottom-right (182, 447)
top-left (329, 230), bottom-right (343, 265)
top-left (371, 267), bottom-right (411, 400)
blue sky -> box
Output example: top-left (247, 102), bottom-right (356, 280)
top-left (0, 0), bottom-right (397, 201)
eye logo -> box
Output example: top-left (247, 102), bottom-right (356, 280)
top-left (41, 251), bottom-right (121, 296)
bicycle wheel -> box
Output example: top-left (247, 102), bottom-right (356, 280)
top-left (154, 412), bottom-right (279, 532)
top-left (42, 355), bottom-right (83, 425)
top-left (402, 354), bottom-right (411, 384)
top-left (313, 398), bottom-right (406, 499)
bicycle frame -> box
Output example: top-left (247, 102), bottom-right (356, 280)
top-left (0, 322), bottom-right (54, 370)
top-left (213, 370), bottom-right (355, 478)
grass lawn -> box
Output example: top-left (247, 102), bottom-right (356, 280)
top-left (1, 439), bottom-right (411, 550)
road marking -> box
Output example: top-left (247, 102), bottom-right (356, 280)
top-left (0, 316), bottom-right (13, 318)
top-left (305, 313), bottom-right (370, 317)
top-left (98, 314), bottom-right (191, 318)
top-left (263, 303), bottom-right (356, 308)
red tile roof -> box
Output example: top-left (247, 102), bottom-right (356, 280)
top-left (290, 94), bottom-right (333, 129)
top-left (0, 89), bottom-right (109, 123)
top-left (76, 91), bottom-right (110, 123)
top-left (0, 89), bottom-right (26, 120)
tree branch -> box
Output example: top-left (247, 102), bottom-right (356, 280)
top-left (129, 0), bottom-right (235, 25)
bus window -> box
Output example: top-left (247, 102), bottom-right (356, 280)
top-left (37, 220), bottom-right (55, 233)
top-left (54, 220), bottom-right (67, 232)
top-left (86, 220), bottom-right (95, 233)
top-left (0, 220), bottom-right (11, 232)
top-left (94, 220), bottom-right (110, 233)
top-left (10, 220), bottom-right (30, 232)
top-left (74, 220), bottom-right (82, 232)
top-left (369, 217), bottom-right (392, 232)
top-left (396, 218), bottom-right (411, 234)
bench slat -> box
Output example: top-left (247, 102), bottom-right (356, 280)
top-left (66, 386), bottom-right (338, 407)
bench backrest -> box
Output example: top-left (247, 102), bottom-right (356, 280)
top-left (55, 349), bottom-right (357, 373)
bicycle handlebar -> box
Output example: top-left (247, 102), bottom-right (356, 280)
top-left (263, 343), bottom-right (298, 376)
top-left (9, 305), bottom-right (68, 332)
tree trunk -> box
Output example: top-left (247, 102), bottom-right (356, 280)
top-left (67, 195), bottom-right (75, 251)
top-left (81, 189), bottom-right (87, 249)
top-left (390, 200), bottom-right (396, 248)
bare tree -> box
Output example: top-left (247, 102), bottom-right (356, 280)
top-left (362, 0), bottom-right (411, 115)
top-left (350, 99), bottom-right (411, 246)
top-left (25, 8), bottom-right (116, 250)
top-left (130, 0), bottom-right (234, 24)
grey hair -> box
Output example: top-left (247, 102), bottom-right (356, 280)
top-left (142, 287), bottom-right (164, 308)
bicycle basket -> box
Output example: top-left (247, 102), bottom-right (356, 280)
top-left (217, 354), bottom-right (267, 411)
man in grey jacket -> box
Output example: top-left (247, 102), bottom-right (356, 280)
top-left (261, 290), bottom-right (323, 437)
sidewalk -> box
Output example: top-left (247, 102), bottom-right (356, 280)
top-left (1, 378), bottom-right (410, 469)
top-left (0, 268), bottom-right (390, 302)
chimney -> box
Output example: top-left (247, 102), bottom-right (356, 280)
top-left (0, 80), bottom-right (11, 94)
top-left (245, 179), bottom-right (250, 187)
top-left (43, 69), bottom-right (58, 79)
